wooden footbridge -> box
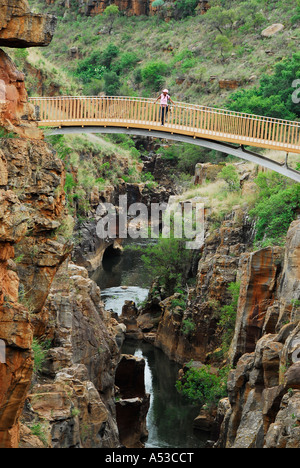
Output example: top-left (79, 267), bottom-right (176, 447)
top-left (29, 96), bottom-right (300, 182)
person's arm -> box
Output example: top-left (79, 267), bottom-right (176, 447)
top-left (168, 97), bottom-right (175, 105)
top-left (155, 94), bottom-right (161, 103)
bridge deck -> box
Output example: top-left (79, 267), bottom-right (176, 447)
top-left (29, 96), bottom-right (300, 154)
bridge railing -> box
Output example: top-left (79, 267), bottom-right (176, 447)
top-left (29, 96), bottom-right (300, 149)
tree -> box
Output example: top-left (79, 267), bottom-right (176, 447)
top-left (205, 6), bottom-right (238, 34)
top-left (141, 236), bottom-right (194, 297)
top-left (218, 164), bottom-right (240, 191)
top-left (228, 53), bottom-right (300, 120)
top-left (214, 34), bottom-right (233, 62)
top-left (250, 173), bottom-right (300, 243)
top-left (103, 5), bottom-right (119, 34)
top-left (103, 70), bottom-right (120, 95)
top-left (141, 61), bottom-right (169, 91)
top-left (175, 364), bottom-right (228, 408)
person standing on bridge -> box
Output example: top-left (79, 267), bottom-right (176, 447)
top-left (155, 89), bottom-right (175, 126)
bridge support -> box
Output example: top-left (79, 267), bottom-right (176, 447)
top-left (46, 126), bottom-right (300, 183)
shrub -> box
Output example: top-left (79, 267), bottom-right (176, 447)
top-left (141, 236), bottom-right (194, 297)
top-left (141, 61), bottom-right (169, 91)
top-left (76, 50), bottom-right (106, 84)
top-left (113, 52), bottom-right (139, 74)
top-left (75, 44), bottom-right (119, 85)
top-left (32, 338), bottom-right (50, 374)
top-left (103, 70), bottom-right (120, 95)
top-left (182, 318), bottom-right (196, 336)
top-left (218, 164), bottom-right (240, 192)
top-left (217, 282), bottom-right (241, 353)
top-left (175, 363), bottom-right (228, 408)
top-left (173, 0), bottom-right (199, 18)
top-left (228, 53), bottom-right (300, 120)
top-left (247, 172), bottom-right (300, 244)
top-left (30, 423), bottom-right (48, 447)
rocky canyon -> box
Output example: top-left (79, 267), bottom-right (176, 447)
top-left (0, 0), bottom-right (300, 452)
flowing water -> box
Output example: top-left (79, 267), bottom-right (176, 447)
top-left (92, 239), bottom-right (208, 448)
top-left (91, 239), bottom-right (151, 315)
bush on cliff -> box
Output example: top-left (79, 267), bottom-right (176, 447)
top-left (250, 172), bottom-right (300, 244)
top-left (217, 281), bottom-right (241, 354)
top-left (141, 236), bottom-right (194, 297)
top-left (176, 363), bottom-right (228, 408)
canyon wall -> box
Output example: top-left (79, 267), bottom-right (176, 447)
top-left (217, 219), bottom-right (300, 448)
top-left (0, 0), bottom-right (61, 447)
top-left (45, 0), bottom-right (210, 17)
top-left (0, 0), bottom-right (125, 448)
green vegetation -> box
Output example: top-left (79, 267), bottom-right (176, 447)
top-left (141, 236), bottom-right (194, 297)
top-left (103, 4), bottom-right (120, 34)
top-left (228, 53), bottom-right (300, 120)
top-left (250, 172), bottom-right (300, 245)
top-left (30, 422), bottom-right (48, 447)
top-left (182, 318), bottom-right (196, 336)
top-left (217, 282), bottom-right (241, 353)
top-left (159, 142), bottom-right (224, 174)
top-left (26, 0), bottom-right (300, 107)
top-left (47, 133), bottom-right (146, 218)
top-left (218, 164), bottom-right (240, 192)
top-left (175, 362), bottom-right (228, 408)
top-left (32, 338), bottom-right (50, 374)
top-left (0, 127), bottom-right (17, 139)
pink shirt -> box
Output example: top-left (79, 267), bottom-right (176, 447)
top-left (160, 93), bottom-right (170, 106)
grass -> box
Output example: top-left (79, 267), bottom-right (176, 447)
top-left (32, 338), bottom-right (50, 374)
top-left (172, 162), bottom-right (258, 217)
top-left (46, 132), bottom-right (148, 218)
top-left (24, 0), bottom-right (300, 107)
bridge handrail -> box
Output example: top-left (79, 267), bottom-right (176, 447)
top-left (29, 95), bottom-right (300, 154)
top-left (29, 95), bottom-right (300, 128)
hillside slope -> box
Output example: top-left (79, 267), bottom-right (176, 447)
top-left (22, 0), bottom-right (300, 111)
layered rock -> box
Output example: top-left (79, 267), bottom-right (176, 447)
top-left (0, 123), bottom-right (70, 446)
top-left (229, 246), bottom-right (283, 366)
top-left (74, 180), bottom-right (172, 272)
top-left (0, 0), bottom-right (70, 447)
top-left (216, 220), bottom-right (300, 448)
top-left (0, 0), bottom-right (57, 48)
top-left (0, 49), bottom-right (41, 139)
top-left (153, 207), bottom-right (252, 364)
top-left (115, 354), bottom-right (150, 448)
top-left (20, 261), bottom-right (121, 448)
top-left (43, 0), bottom-right (210, 18)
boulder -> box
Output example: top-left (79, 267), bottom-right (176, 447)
top-left (261, 24), bottom-right (284, 38)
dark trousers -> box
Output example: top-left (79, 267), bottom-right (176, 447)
top-left (161, 105), bottom-right (168, 124)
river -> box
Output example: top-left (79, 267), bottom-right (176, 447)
top-left (91, 239), bottom-right (208, 448)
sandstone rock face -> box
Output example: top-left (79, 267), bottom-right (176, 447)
top-left (47, 0), bottom-right (153, 16)
top-left (0, 131), bottom-right (71, 448)
top-left (0, 0), bottom-right (57, 48)
top-left (193, 162), bottom-right (224, 185)
top-left (229, 247), bottom-right (283, 366)
top-left (154, 207), bottom-right (251, 364)
top-left (21, 262), bottom-right (121, 448)
top-left (0, 8), bottom-right (66, 446)
top-left (216, 220), bottom-right (300, 448)
top-left (0, 49), bottom-right (41, 139)
top-left (0, 139), bottom-right (70, 447)
top-left (0, 135), bottom-right (70, 448)
top-left (74, 180), bottom-right (171, 272)
top-left (43, 0), bottom-right (210, 18)
top-left (115, 354), bottom-right (150, 448)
